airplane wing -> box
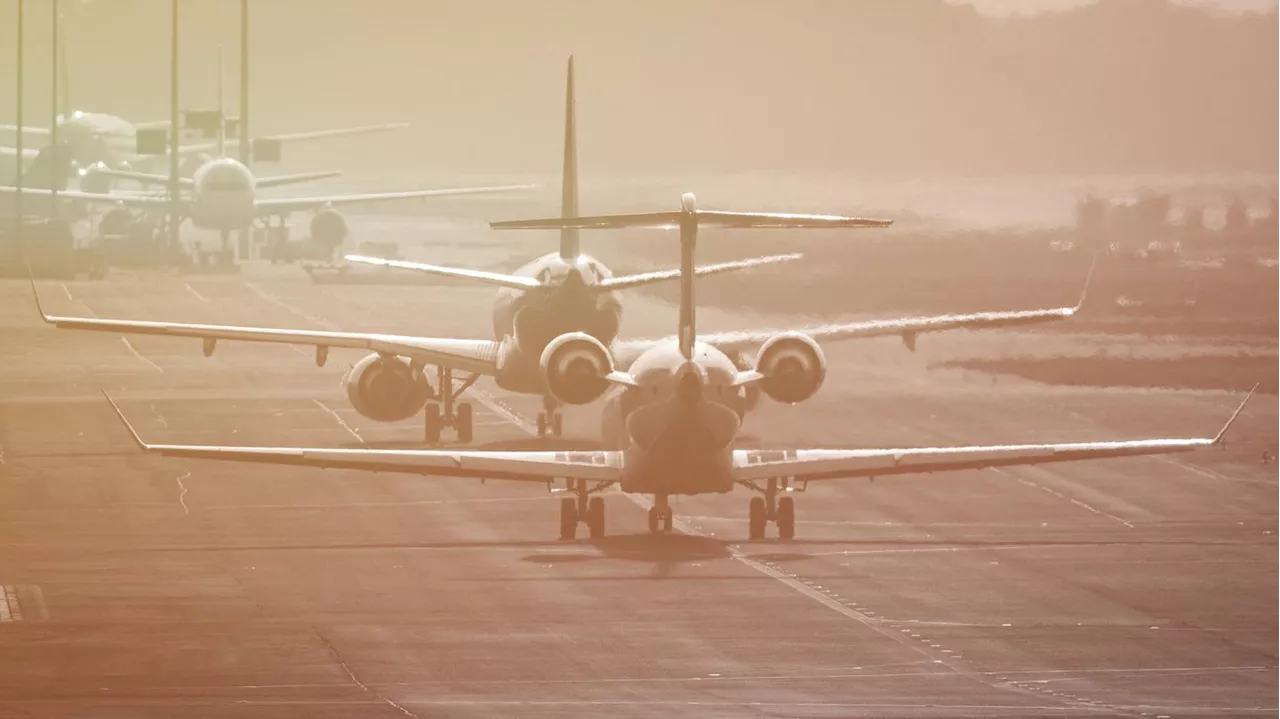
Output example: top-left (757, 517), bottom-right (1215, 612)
top-left (106, 392), bottom-right (621, 483)
top-left (343, 254), bottom-right (543, 291)
top-left (0, 125), bottom-right (52, 137)
top-left (613, 261), bottom-right (1095, 363)
top-left (0, 185), bottom-right (180, 210)
top-left (732, 387), bottom-right (1256, 482)
top-left (256, 170), bottom-right (343, 189)
top-left (254, 184), bottom-right (536, 217)
top-left (31, 283), bottom-right (501, 376)
top-left (598, 253), bottom-right (803, 291)
top-left (176, 122), bottom-right (411, 156)
top-left (0, 146), bottom-right (42, 160)
top-left (89, 168), bottom-right (192, 186)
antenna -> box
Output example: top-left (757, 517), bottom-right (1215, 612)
top-left (559, 56), bottom-right (579, 261)
top-left (491, 202), bottom-right (893, 360)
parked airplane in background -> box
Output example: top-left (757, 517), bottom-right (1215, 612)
top-left (1, 111), bottom-right (409, 180)
top-left (101, 191), bottom-right (1257, 541)
top-left (27, 57), bottom-right (1094, 448)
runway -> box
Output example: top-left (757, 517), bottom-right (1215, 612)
top-left (0, 268), bottom-right (1275, 718)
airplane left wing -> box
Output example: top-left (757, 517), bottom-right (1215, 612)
top-left (254, 184), bottom-right (536, 217)
top-left (733, 387), bottom-right (1256, 482)
top-left (106, 392), bottom-right (622, 483)
top-left (597, 253), bottom-right (803, 291)
top-left (176, 122), bottom-right (412, 157)
top-left (0, 146), bottom-right (41, 160)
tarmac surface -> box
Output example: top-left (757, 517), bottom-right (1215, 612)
top-left (0, 267), bottom-right (1275, 718)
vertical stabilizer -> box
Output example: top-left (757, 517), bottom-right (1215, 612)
top-left (558, 56), bottom-right (580, 261)
top-left (215, 45), bottom-right (226, 158)
top-left (677, 193), bottom-right (698, 359)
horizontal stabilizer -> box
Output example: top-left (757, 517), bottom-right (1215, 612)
top-left (343, 255), bottom-right (542, 290)
top-left (492, 210), bottom-right (893, 231)
top-left (597, 253), bottom-right (802, 291)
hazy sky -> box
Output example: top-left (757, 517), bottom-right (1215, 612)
top-left (953, 0), bottom-right (1277, 13)
top-left (0, 0), bottom-right (1274, 176)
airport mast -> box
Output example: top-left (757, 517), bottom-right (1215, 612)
top-left (14, 0), bottom-right (22, 229)
top-left (49, 0), bottom-right (58, 216)
top-left (168, 0), bottom-right (179, 251)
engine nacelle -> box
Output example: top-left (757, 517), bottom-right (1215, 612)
top-left (79, 162), bottom-right (113, 194)
top-left (754, 332), bottom-right (827, 405)
top-left (539, 332), bottom-right (614, 406)
top-left (310, 209), bottom-right (349, 249)
top-left (342, 353), bottom-right (433, 422)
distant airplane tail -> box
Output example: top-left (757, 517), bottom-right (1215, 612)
top-left (491, 193), bottom-right (893, 358)
top-left (22, 144), bottom-right (73, 191)
top-left (558, 56), bottom-right (580, 261)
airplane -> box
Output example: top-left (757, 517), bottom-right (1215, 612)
top-left (1, 111), bottom-right (411, 182)
top-left (27, 58), bottom-right (1091, 447)
top-left (101, 191), bottom-right (1258, 542)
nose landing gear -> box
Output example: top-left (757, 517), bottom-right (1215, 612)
top-left (647, 493), bottom-right (674, 534)
top-left (536, 395), bottom-right (564, 438)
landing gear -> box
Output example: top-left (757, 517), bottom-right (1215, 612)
top-left (422, 366), bottom-right (479, 445)
top-left (647, 494), bottom-right (674, 534)
top-left (745, 477), bottom-right (796, 540)
top-left (536, 396), bottom-right (563, 438)
top-left (558, 479), bottom-right (606, 540)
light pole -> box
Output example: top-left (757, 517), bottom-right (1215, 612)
top-left (14, 0), bottom-right (23, 230)
top-left (168, 0), bottom-right (179, 251)
top-left (50, 0), bottom-right (59, 216)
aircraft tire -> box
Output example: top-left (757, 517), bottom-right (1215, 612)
top-left (559, 498), bottom-right (578, 540)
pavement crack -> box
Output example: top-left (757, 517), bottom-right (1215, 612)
top-left (175, 471), bottom-right (190, 516)
top-left (314, 626), bottom-right (418, 718)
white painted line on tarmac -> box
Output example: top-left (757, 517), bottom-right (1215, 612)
top-left (183, 282), bottom-right (209, 302)
top-left (314, 399), bottom-right (364, 443)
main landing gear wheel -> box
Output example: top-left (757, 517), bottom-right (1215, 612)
top-left (422, 366), bottom-right (480, 445)
top-left (559, 480), bottom-right (606, 540)
top-left (748, 478), bottom-right (796, 540)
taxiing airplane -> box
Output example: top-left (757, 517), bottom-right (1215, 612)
top-left (101, 191), bottom-right (1257, 541)
top-left (27, 58), bottom-right (1091, 447)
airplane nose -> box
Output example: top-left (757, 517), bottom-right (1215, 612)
top-left (677, 370), bottom-right (702, 404)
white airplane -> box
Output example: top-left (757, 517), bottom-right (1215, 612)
top-left (1, 110), bottom-right (410, 179)
top-left (101, 192), bottom-right (1257, 541)
top-left (26, 58), bottom-right (1092, 448)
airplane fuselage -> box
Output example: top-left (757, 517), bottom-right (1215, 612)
top-left (188, 157), bottom-right (256, 232)
top-left (491, 252), bottom-right (624, 395)
top-left (605, 341), bottom-right (745, 496)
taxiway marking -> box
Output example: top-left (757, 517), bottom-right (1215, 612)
top-left (314, 399), bottom-right (363, 443)
top-left (59, 283), bottom-right (164, 373)
top-left (183, 282), bottom-right (209, 302)
top-left (175, 470), bottom-right (191, 516)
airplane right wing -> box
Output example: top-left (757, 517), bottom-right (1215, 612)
top-left (733, 387), bottom-right (1256, 482)
top-left (597, 253), bottom-right (803, 291)
top-left (0, 146), bottom-right (41, 160)
top-left (106, 392), bottom-right (622, 483)
top-left (31, 283), bottom-right (500, 376)
top-left (255, 184), bottom-right (536, 217)
top-left (0, 185), bottom-right (181, 211)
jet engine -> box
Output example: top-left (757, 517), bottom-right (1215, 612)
top-left (310, 209), bottom-right (348, 249)
top-left (539, 332), bottom-right (614, 406)
top-left (754, 332), bottom-right (826, 404)
top-left (342, 353), bottom-right (433, 422)
top-left (78, 162), bottom-right (113, 194)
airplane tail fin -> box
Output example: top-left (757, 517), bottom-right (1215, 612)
top-left (491, 194), bottom-right (892, 359)
top-left (23, 144), bottom-right (73, 191)
top-left (558, 56), bottom-right (580, 261)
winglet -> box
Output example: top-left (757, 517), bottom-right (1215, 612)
top-left (1212, 383), bottom-right (1258, 446)
top-left (1072, 252), bottom-right (1100, 314)
top-left (26, 263), bottom-right (53, 323)
top-left (102, 391), bottom-right (152, 451)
